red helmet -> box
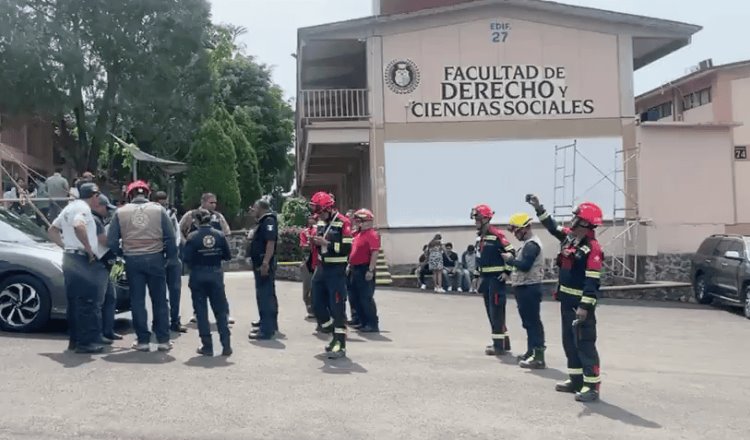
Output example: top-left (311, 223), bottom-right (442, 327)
top-left (310, 191), bottom-right (335, 213)
top-left (471, 204), bottom-right (494, 220)
top-left (353, 208), bottom-right (374, 222)
top-left (126, 180), bottom-right (151, 197)
top-left (573, 202), bottom-right (603, 226)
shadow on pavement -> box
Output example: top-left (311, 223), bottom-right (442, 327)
top-left (101, 349), bottom-right (176, 364)
top-left (248, 339), bottom-right (286, 350)
top-left (315, 353), bottom-right (368, 375)
top-left (184, 355), bottom-right (234, 368)
top-left (355, 331), bottom-right (393, 342)
top-left (578, 401), bottom-right (662, 429)
top-left (524, 367), bottom-right (568, 381)
top-left (38, 352), bottom-right (96, 368)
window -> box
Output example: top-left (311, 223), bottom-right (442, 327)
top-left (697, 237), bottom-right (720, 255)
top-left (727, 240), bottom-right (745, 255)
top-left (682, 87), bottom-right (712, 110)
top-left (646, 101), bottom-right (673, 119)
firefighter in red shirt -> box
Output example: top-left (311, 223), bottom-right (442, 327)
top-left (309, 192), bottom-right (353, 359)
top-left (299, 213), bottom-right (318, 320)
top-left (471, 204), bottom-right (515, 356)
top-left (527, 194), bottom-right (604, 402)
top-left (347, 209), bottom-right (380, 333)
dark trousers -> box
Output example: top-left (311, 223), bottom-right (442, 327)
top-left (479, 275), bottom-right (508, 349)
top-left (63, 253), bottom-right (103, 347)
top-left (312, 265), bottom-right (348, 348)
top-left (561, 301), bottom-right (601, 391)
top-left (166, 258), bottom-right (182, 326)
top-left (125, 253), bottom-right (170, 344)
top-left (189, 267), bottom-right (230, 348)
top-left (253, 264), bottom-right (279, 335)
top-left (101, 280), bottom-right (116, 338)
top-left (515, 283), bottom-right (545, 353)
top-left (351, 265), bottom-right (378, 328)
top-left (347, 272), bottom-right (358, 322)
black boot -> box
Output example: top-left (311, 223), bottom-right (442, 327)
top-left (220, 337), bottom-right (232, 356)
top-left (516, 350), bottom-right (533, 362)
top-left (555, 378), bottom-right (582, 393)
top-left (575, 386), bottom-right (600, 402)
top-left (196, 345), bottom-right (213, 356)
top-left (485, 344), bottom-right (505, 356)
top-left (519, 347), bottom-right (546, 369)
top-left (326, 340), bottom-right (346, 359)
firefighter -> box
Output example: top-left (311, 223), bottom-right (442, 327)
top-left (347, 208), bottom-right (380, 332)
top-left (502, 213), bottom-right (546, 369)
top-left (471, 204), bottom-right (515, 356)
top-left (107, 180), bottom-right (177, 352)
top-left (183, 208), bottom-right (233, 356)
top-left (309, 192), bottom-right (353, 359)
top-left (526, 194), bottom-right (603, 402)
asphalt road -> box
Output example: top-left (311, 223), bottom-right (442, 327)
top-left (0, 272), bottom-right (748, 440)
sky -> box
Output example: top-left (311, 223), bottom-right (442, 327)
top-left (209, 0), bottom-right (750, 101)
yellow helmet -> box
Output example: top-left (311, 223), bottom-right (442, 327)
top-left (508, 212), bottom-right (532, 229)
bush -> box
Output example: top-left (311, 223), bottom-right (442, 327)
top-left (280, 196), bottom-right (309, 227)
top-left (184, 118), bottom-right (241, 219)
top-left (277, 226), bottom-right (304, 262)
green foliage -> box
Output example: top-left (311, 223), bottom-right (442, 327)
top-left (0, 0), bottom-right (213, 172)
top-left (184, 119), bottom-right (241, 219)
top-left (276, 227), bottom-right (305, 262)
top-left (280, 197), bottom-right (310, 227)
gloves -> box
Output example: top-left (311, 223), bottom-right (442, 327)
top-left (110, 260), bottom-right (125, 282)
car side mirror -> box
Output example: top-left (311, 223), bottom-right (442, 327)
top-left (724, 250), bottom-right (742, 260)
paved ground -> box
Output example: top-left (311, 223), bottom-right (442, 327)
top-left (0, 272), bottom-right (748, 440)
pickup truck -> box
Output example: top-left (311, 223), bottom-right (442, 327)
top-left (690, 234), bottom-right (750, 319)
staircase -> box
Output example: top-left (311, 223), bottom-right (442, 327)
top-left (375, 249), bottom-right (393, 286)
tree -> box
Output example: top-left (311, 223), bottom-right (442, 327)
top-left (231, 108), bottom-right (263, 210)
top-left (0, 0), bottom-right (213, 172)
top-left (280, 197), bottom-right (310, 227)
top-left (183, 118), bottom-right (241, 220)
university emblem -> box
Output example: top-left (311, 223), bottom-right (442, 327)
top-left (202, 234), bottom-right (216, 248)
top-left (131, 208), bottom-right (147, 228)
top-left (385, 59), bottom-right (420, 94)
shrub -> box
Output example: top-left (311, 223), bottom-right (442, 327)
top-left (277, 226), bottom-right (304, 262)
top-left (280, 196), bottom-right (309, 227)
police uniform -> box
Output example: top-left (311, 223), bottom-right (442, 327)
top-left (476, 225), bottom-right (515, 355)
top-left (183, 224), bottom-right (233, 356)
top-left (107, 186), bottom-right (176, 351)
top-left (534, 204), bottom-right (603, 401)
top-left (50, 184), bottom-right (103, 353)
top-left (312, 211), bottom-right (353, 357)
top-left (248, 210), bottom-right (279, 338)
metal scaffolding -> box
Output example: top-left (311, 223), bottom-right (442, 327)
top-left (551, 140), bottom-right (643, 282)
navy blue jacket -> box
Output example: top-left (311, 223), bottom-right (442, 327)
top-left (183, 225), bottom-right (232, 269)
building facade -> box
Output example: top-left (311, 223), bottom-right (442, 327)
top-left (0, 114), bottom-right (55, 189)
top-left (296, 0), bottom-right (701, 268)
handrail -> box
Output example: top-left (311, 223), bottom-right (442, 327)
top-left (300, 89), bottom-right (369, 120)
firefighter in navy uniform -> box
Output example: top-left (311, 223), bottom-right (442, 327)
top-left (183, 208), bottom-right (233, 356)
top-left (527, 194), bottom-right (604, 402)
top-left (309, 192), bottom-right (353, 359)
top-left (471, 204), bottom-right (515, 356)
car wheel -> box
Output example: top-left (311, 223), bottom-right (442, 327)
top-left (0, 274), bottom-right (51, 332)
top-left (694, 275), bottom-right (713, 305)
top-left (744, 285), bottom-right (750, 320)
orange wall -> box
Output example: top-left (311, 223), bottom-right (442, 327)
top-left (381, 17), bottom-right (621, 124)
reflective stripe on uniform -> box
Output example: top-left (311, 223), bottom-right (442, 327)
top-left (585, 270), bottom-right (601, 279)
top-left (323, 256), bottom-right (348, 263)
top-left (579, 245), bottom-right (591, 254)
top-left (559, 285), bottom-right (583, 296)
top-left (321, 318), bottom-right (334, 328)
top-left (484, 235), bottom-right (497, 241)
top-left (480, 265), bottom-right (509, 273)
top-left (584, 375), bottom-right (601, 383)
top-left (580, 296), bottom-right (597, 306)
top-left (334, 327), bottom-right (347, 334)
top-left (342, 237), bottom-right (353, 244)
top-left (568, 368), bottom-right (583, 375)
top-left (331, 221), bottom-right (343, 227)
top-left (492, 333), bottom-right (506, 339)
top-left (334, 243), bottom-right (340, 253)
top-left (538, 212), bottom-right (550, 221)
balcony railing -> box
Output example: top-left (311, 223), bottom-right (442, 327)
top-left (300, 89), bottom-right (369, 121)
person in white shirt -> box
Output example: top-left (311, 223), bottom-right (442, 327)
top-left (47, 183), bottom-right (104, 354)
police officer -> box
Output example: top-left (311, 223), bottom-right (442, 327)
top-left (179, 192), bottom-right (235, 325)
top-left (155, 191), bottom-right (187, 333)
top-left (47, 182), bottom-right (104, 353)
top-left (503, 213), bottom-right (546, 369)
top-left (183, 208), bottom-right (233, 356)
top-left (107, 180), bottom-right (177, 352)
top-left (527, 194), bottom-right (604, 402)
top-left (309, 192), bottom-right (353, 359)
top-left (248, 199), bottom-right (279, 340)
top-left (92, 193), bottom-right (123, 343)
top-left (471, 204), bottom-right (515, 356)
